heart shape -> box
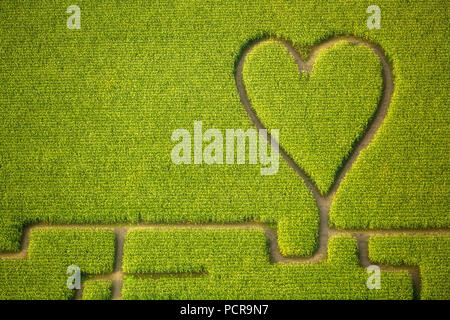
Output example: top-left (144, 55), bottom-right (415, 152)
top-left (239, 39), bottom-right (383, 195)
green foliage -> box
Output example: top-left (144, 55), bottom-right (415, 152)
top-left (28, 229), bottom-right (116, 273)
top-left (0, 0), bottom-right (448, 257)
top-left (122, 229), bottom-right (412, 299)
top-left (0, 0), bottom-right (448, 300)
top-left (277, 212), bottom-right (319, 257)
top-left (369, 235), bottom-right (450, 300)
top-left (328, 2), bottom-right (449, 230)
top-left (243, 41), bottom-right (383, 194)
top-left (0, 228), bottom-right (115, 299)
top-left (0, 0), bottom-right (321, 256)
top-left (0, 215), bottom-right (24, 252)
top-left (82, 280), bottom-right (112, 300)
top-left (327, 235), bottom-right (359, 266)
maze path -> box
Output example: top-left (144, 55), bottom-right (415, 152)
top-left (1, 224), bottom-right (449, 299)
top-left (235, 35), bottom-right (393, 261)
top-left (0, 37), bottom-right (448, 300)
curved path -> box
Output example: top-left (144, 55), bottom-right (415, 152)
top-left (0, 36), bottom-right (447, 300)
top-left (234, 35), bottom-right (448, 297)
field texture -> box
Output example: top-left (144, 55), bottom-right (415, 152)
top-left (122, 229), bottom-right (411, 300)
top-left (0, 228), bottom-right (115, 299)
top-left (243, 41), bottom-right (383, 194)
top-left (0, 0), bottom-right (449, 300)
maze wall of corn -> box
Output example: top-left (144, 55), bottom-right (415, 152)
top-left (0, 0), bottom-right (448, 300)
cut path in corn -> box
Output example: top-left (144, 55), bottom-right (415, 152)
top-left (234, 35), bottom-right (448, 299)
top-left (2, 223), bottom-right (449, 299)
top-left (235, 36), bottom-right (395, 270)
top-left (0, 36), bottom-right (447, 300)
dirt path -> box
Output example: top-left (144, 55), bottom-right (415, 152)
top-left (0, 37), bottom-right (445, 300)
top-left (235, 37), bottom-right (392, 252)
top-left (234, 35), bottom-right (443, 298)
top-left (234, 36), bottom-right (394, 271)
top-left (2, 223), bottom-right (449, 299)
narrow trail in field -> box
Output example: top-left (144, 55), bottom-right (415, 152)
top-left (73, 228), bottom-right (125, 300)
top-left (3, 223), bottom-right (450, 299)
top-left (111, 228), bottom-right (125, 300)
top-left (235, 36), bottom-right (394, 264)
top-left (0, 36), bottom-right (445, 300)
top-left (235, 36), bottom-right (394, 266)
top-left (234, 35), bottom-right (442, 299)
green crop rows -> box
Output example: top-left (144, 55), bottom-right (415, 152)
top-left (0, 229), bottom-right (115, 300)
top-left (1, 228), bottom-right (448, 300)
top-left (1, 0), bottom-right (448, 256)
top-left (0, 0), bottom-right (449, 300)
top-left (369, 235), bottom-right (450, 300)
top-left (122, 229), bottom-right (411, 300)
top-left (243, 41), bottom-right (383, 195)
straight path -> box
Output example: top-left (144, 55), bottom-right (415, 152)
top-left (0, 37), bottom-right (446, 300)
